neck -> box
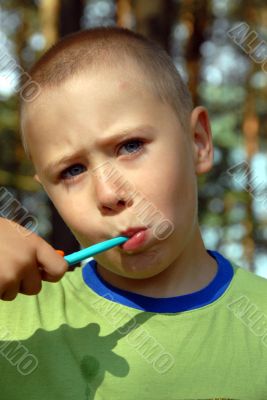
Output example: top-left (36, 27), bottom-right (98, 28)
top-left (96, 226), bottom-right (218, 298)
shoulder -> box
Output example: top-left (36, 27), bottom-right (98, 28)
top-left (232, 261), bottom-right (267, 291)
top-left (228, 261), bottom-right (267, 313)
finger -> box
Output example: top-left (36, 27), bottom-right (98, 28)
top-left (19, 267), bottom-right (42, 295)
top-left (1, 282), bottom-right (20, 301)
top-left (35, 239), bottom-right (68, 281)
top-left (39, 268), bottom-right (63, 282)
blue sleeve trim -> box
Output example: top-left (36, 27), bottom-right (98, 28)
top-left (82, 249), bottom-right (234, 313)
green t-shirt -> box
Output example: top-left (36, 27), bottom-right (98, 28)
top-left (0, 249), bottom-right (266, 400)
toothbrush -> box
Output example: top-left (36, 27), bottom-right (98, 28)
top-left (56, 236), bottom-right (128, 266)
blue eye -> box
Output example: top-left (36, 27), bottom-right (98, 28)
top-left (60, 139), bottom-right (144, 183)
top-left (118, 139), bottom-right (144, 156)
top-left (61, 164), bottom-right (86, 181)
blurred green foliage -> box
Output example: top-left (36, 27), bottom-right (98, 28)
top-left (0, 0), bottom-right (267, 274)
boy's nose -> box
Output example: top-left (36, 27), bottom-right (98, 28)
top-left (93, 172), bottom-right (129, 213)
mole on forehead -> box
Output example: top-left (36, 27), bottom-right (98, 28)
top-left (116, 76), bottom-right (153, 97)
top-left (118, 81), bottom-right (131, 90)
top-left (116, 80), bottom-right (142, 94)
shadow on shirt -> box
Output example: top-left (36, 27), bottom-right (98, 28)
top-left (0, 312), bottom-right (154, 399)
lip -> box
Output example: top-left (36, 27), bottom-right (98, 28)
top-left (120, 227), bottom-right (147, 238)
top-left (119, 227), bottom-right (149, 252)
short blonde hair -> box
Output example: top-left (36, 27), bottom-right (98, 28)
top-left (20, 26), bottom-right (193, 159)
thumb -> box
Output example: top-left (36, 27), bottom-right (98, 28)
top-left (35, 238), bottom-right (68, 282)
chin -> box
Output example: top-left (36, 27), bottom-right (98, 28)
top-left (115, 263), bottom-right (167, 280)
top-left (128, 271), bottom-right (163, 280)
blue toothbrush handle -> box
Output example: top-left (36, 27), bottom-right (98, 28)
top-left (56, 236), bottom-right (128, 266)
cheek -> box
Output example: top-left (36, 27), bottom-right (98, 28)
top-left (52, 200), bottom-right (99, 246)
top-left (57, 200), bottom-right (92, 228)
top-left (43, 187), bottom-right (89, 229)
top-left (151, 158), bottom-right (197, 224)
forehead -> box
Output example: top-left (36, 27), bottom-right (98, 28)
top-left (22, 65), bottom-right (162, 133)
top-left (21, 66), bottom-right (181, 173)
top-left (26, 64), bottom-right (152, 107)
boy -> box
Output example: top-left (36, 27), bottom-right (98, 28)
top-left (0, 26), bottom-right (266, 400)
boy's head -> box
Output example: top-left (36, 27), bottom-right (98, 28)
top-left (20, 27), bottom-right (214, 281)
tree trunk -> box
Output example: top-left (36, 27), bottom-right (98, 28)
top-left (133, 0), bottom-right (176, 53)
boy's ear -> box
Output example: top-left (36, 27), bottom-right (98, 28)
top-left (190, 106), bottom-right (214, 176)
top-left (34, 174), bottom-right (42, 184)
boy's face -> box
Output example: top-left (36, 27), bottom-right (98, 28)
top-left (22, 64), bottom-right (213, 279)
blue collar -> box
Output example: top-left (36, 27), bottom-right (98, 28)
top-left (82, 250), bottom-right (234, 313)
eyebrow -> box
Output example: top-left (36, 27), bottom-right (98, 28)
top-left (42, 124), bottom-right (155, 177)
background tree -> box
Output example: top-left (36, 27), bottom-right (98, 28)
top-left (1, 0), bottom-right (267, 275)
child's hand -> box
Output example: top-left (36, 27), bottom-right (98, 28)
top-left (0, 217), bottom-right (68, 301)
